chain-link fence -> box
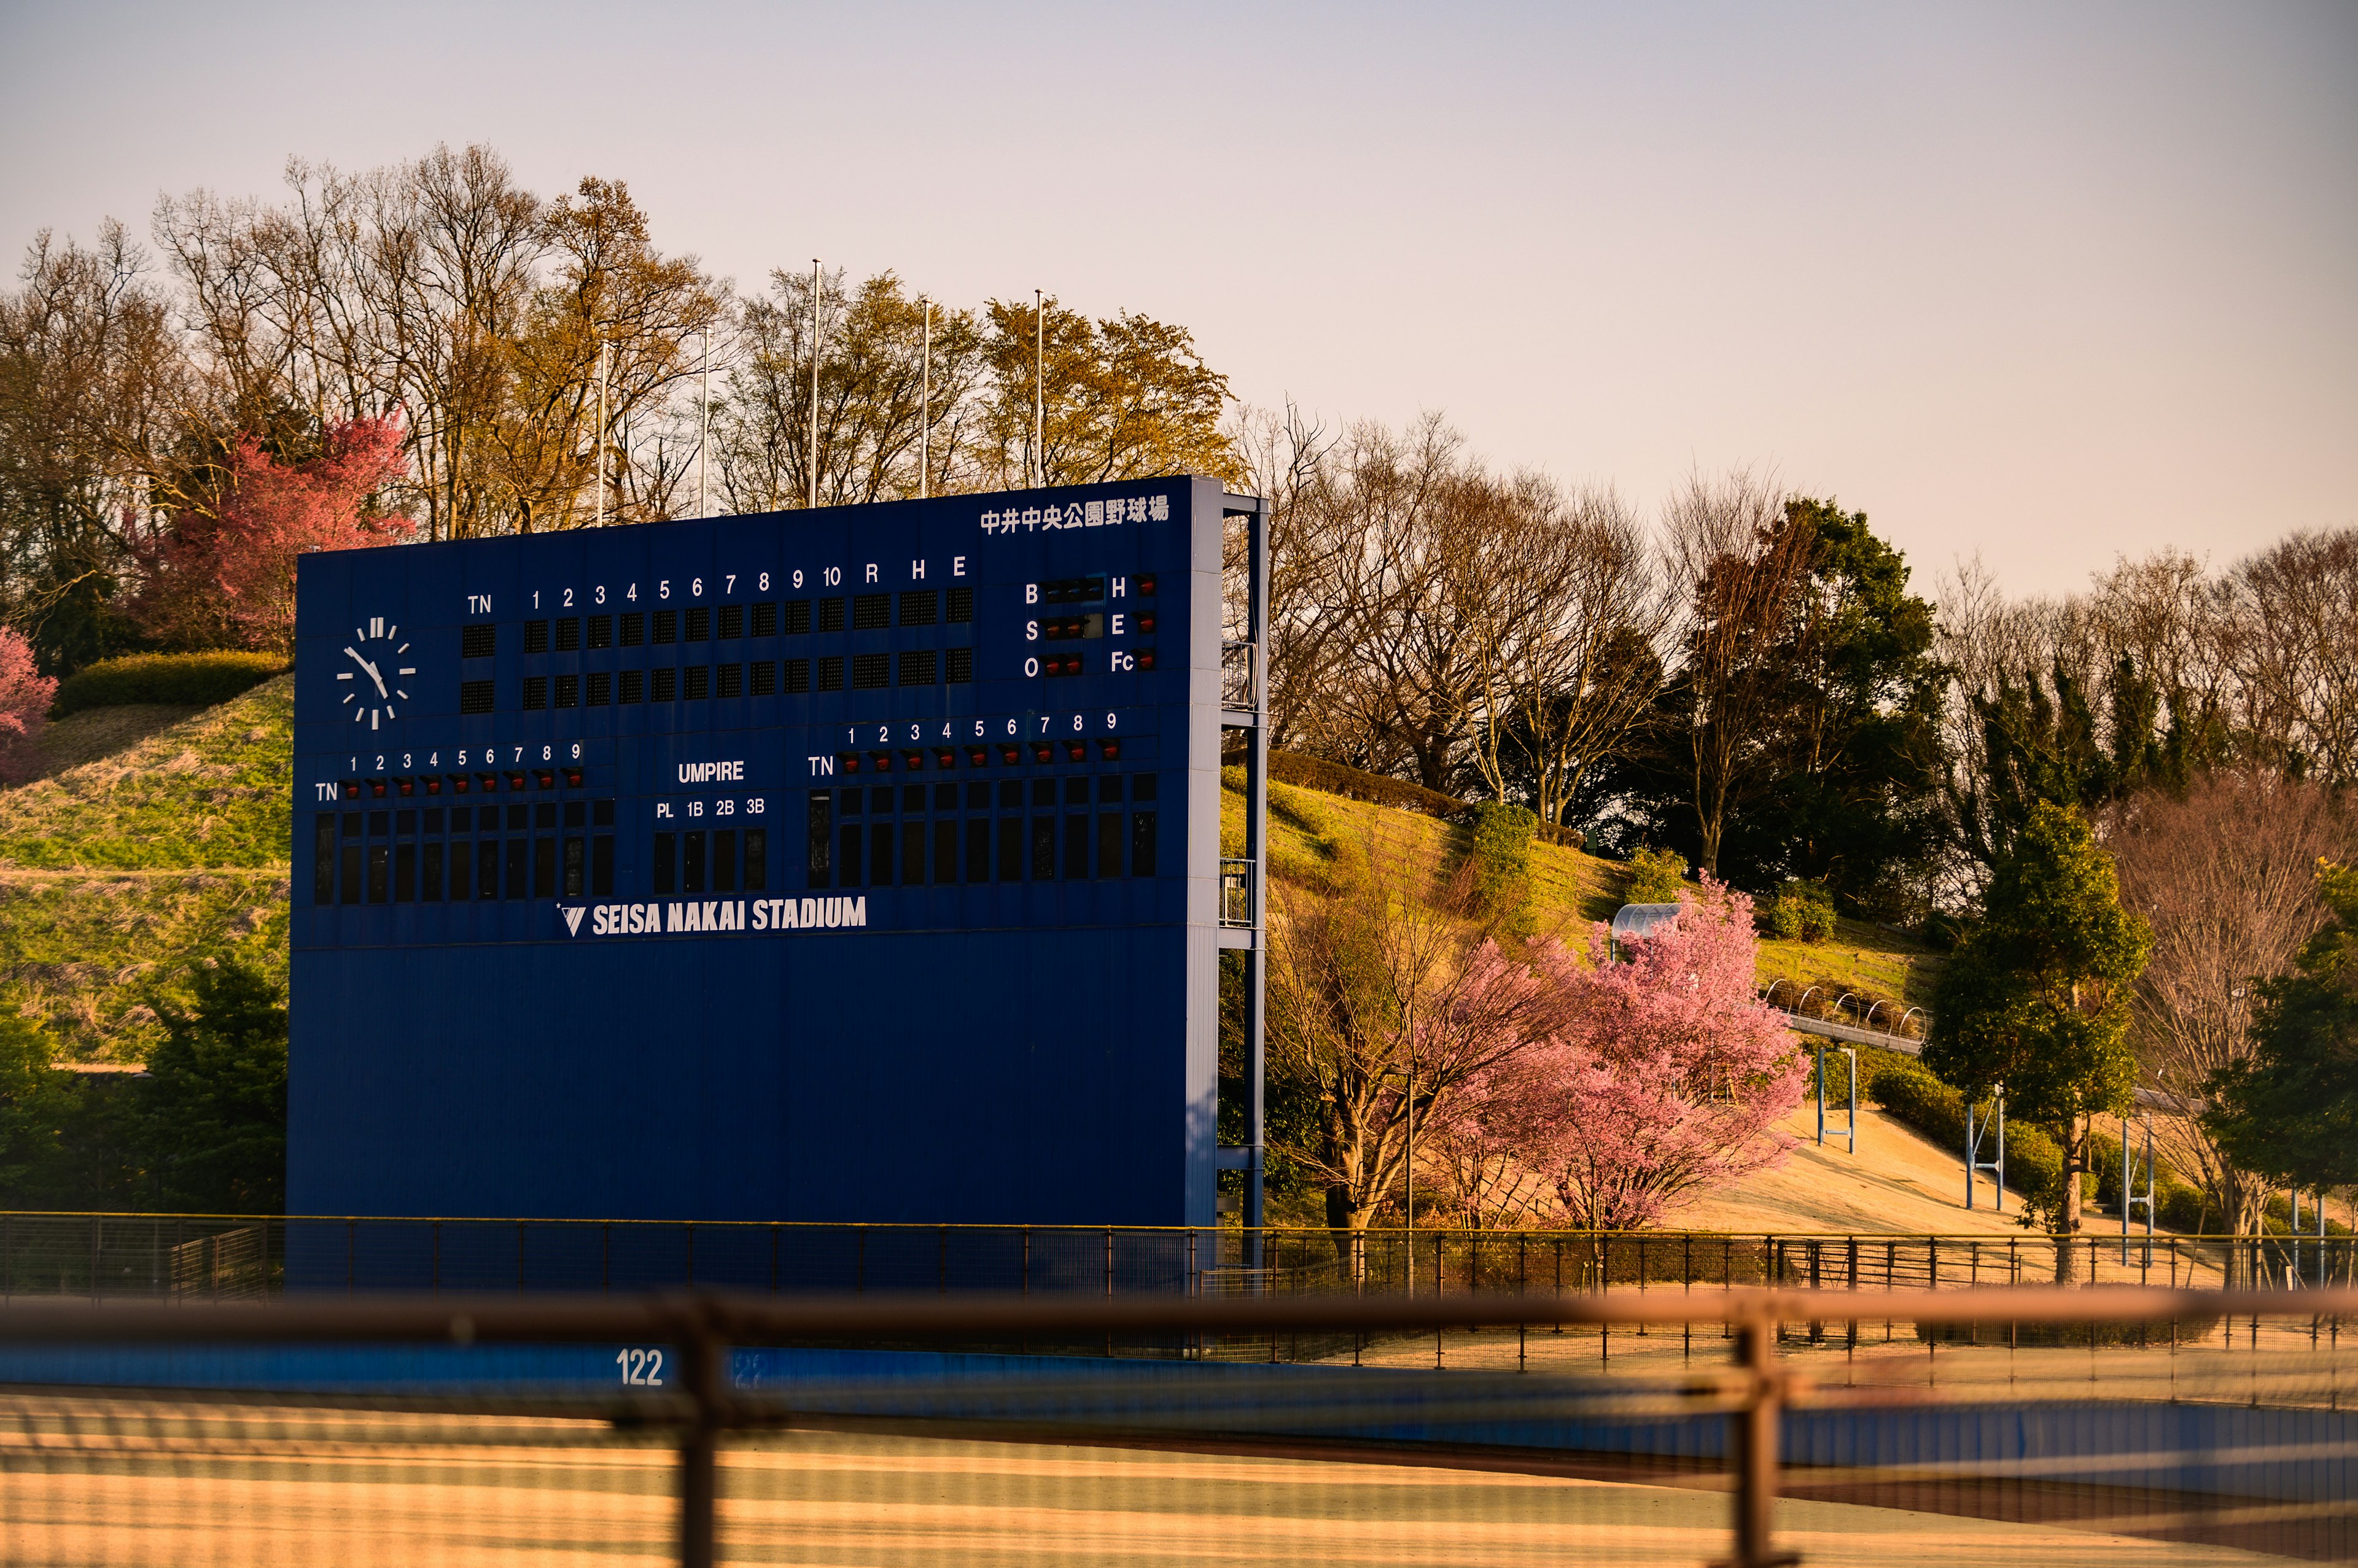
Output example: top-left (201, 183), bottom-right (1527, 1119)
top-left (2, 1285), bottom-right (2353, 1566)
top-left (4, 1213), bottom-right (2347, 1308)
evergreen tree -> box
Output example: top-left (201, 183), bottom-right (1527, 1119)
top-left (1953, 656), bottom-right (2231, 872)
top-left (139, 958), bottom-right (288, 1213)
top-left (1584, 498), bottom-right (1947, 909)
top-left (2206, 862), bottom-right (2358, 1194)
top-left (1924, 802), bottom-right (2151, 1278)
top-left (1718, 499), bottom-right (1947, 905)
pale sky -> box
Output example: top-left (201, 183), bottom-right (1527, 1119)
top-left (3, 1), bottom-right (2351, 598)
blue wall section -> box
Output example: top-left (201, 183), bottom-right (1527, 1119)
top-left (288, 479), bottom-right (1231, 1235)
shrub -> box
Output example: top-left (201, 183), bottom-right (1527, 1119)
top-left (2260, 1190), bottom-right (2352, 1238)
top-left (50, 652), bottom-right (286, 718)
top-left (1624, 845), bottom-right (1688, 904)
top-left (1866, 1062), bottom-right (2066, 1208)
top-left (1266, 751), bottom-right (1466, 820)
top-left (1467, 801), bottom-right (1537, 933)
top-left (1767, 879), bottom-right (1837, 942)
top-left (2157, 1183), bottom-right (2213, 1234)
top-left (1916, 1311), bottom-right (2220, 1348)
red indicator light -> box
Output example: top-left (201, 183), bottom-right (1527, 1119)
top-left (901, 750), bottom-right (925, 770)
top-left (1100, 739), bottom-right (1121, 761)
top-left (533, 769), bottom-right (555, 790)
top-left (448, 775), bottom-right (469, 794)
top-left (1137, 613), bottom-right (1156, 634)
top-left (505, 772), bottom-right (527, 791)
top-left (396, 777), bottom-right (415, 796)
top-left (563, 767), bottom-right (583, 788)
top-left (838, 753), bottom-right (861, 774)
top-left (422, 775), bottom-right (442, 796)
top-left (1137, 648), bottom-right (1156, 671)
top-left (935, 749), bottom-right (957, 769)
top-left (968, 747), bottom-right (990, 767)
top-left (1138, 574), bottom-right (1158, 596)
top-left (1065, 741), bottom-right (1087, 762)
top-left (369, 778), bottom-right (387, 799)
top-left (342, 781), bottom-right (362, 800)
top-left (1031, 742), bottom-right (1054, 763)
top-left (870, 751), bottom-right (893, 772)
top-left (999, 745), bottom-right (1021, 765)
top-left (477, 773), bottom-right (499, 792)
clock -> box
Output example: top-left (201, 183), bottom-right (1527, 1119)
top-left (335, 616), bottom-right (417, 731)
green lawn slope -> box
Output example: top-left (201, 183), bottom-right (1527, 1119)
top-left (0, 675), bottom-right (292, 1062)
top-left (1221, 772), bottom-right (1942, 1010)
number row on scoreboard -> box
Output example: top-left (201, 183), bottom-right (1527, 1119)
top-left (846, 711), bottom-right (1124, 747)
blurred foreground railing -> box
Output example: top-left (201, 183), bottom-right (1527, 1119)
top-left (3, 1284), bottom-right (2353, 1568)
top-left (4, 1212), bottom-right (2349, 1303)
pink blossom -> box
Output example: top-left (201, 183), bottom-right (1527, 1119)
top-left (211, 415), bottom-right (414, 649)
top-left (1470, 877), bottom-right (1806, 1230)
top-left (0, 625), bottom-right (58, 784)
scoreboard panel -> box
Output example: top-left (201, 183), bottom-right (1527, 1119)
top-left (287, 476), bottom-right (1256, 1230)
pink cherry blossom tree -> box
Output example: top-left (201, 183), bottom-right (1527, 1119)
top-left (208, 415), bottom-right (415, 650)
top-left (0, 625), bottom-right (58, 784)
top-left (1473, 877), bottom-right (1805, 1233)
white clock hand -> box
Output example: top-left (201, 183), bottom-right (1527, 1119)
top-left (344, 646), bottom-right (389, 697)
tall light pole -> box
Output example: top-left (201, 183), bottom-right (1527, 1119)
top-left (593, 339), bottom-right (609, 527)
top-left (1403, 1060), bottom-right (1415, 1298)
top-left (698, 328), bottom-right (710, 519)
top-left (1032, 287), bottom-right (1043, 489)
top-left (808, 257), bottom-right (821, 510)
top-left (918, 295), bottom-right (932, 500)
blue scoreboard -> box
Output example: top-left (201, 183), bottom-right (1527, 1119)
top-left (288, 477), bottom-right (1269, 1232)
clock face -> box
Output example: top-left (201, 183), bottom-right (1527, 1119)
top-left (335, 616), bottom-right (417, 731)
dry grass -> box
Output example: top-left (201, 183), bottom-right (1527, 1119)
top-left (19, 704), bottom-right (210, 781)
top-left (0, 675), bottom-right (291, 871)
top-left (0, 675), bottom-right (293, 1061)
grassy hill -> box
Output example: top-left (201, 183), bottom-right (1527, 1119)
top-left (0, 676), bottom-right (292, 1062)
top-left (1220, 770), bottom-right (1942, 1011)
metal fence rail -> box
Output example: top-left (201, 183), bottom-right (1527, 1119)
top-left (3, 1284), bottom-right (2353, 1568)
top-left (4, 1213), bottom-right (2348, 1303)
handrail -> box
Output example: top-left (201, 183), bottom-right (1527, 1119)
top-left (1, 1283), bottom-right (2348, 1340)
top-left (9, 1283), bottom-right (2338, 1568)
top-left (1220, 640), bottom-right (1256, 711)
top-left (1218, 857), bottom-right (1255, 927)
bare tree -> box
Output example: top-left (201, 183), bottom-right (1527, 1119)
top-left (2106, 773), bottom-right (2353, 1250)
top-left (2222, 529), bottom-right (2358, 785)
top-left (1266, 822), bottom-right (1549, 1252)
top-left (1309, 417), bottom-right (1490, 789)
top-left (1469, 484), bottom-right (1670, 828)
top-left (1226, 402), bottom-right (1352, 750)
top-left (718, 266), bottom-right (981, 513)
top-left (0, 223), bottom-right (195, 661)
top-left (1662, 468), bottom-right (1816, 875)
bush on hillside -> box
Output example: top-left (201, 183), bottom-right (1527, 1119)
top-left (1624, 845), bottom-right (1688, 904)
top-left (1466, 801), bottom-right (1537, 934)
top-left (2158, 1183), bottom-right (2214, 1234)
top-left (1916, 1311), bottom-right (2221, 1348)
top-left (1267, 751), bottom-right (1465, 820)
top-left (1867, 1062), bottom-right (2068, 1210)
top-left (50, 652), bottom-right (286, 718)
top-left (1767, 879), bottom-right (1837, 942)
